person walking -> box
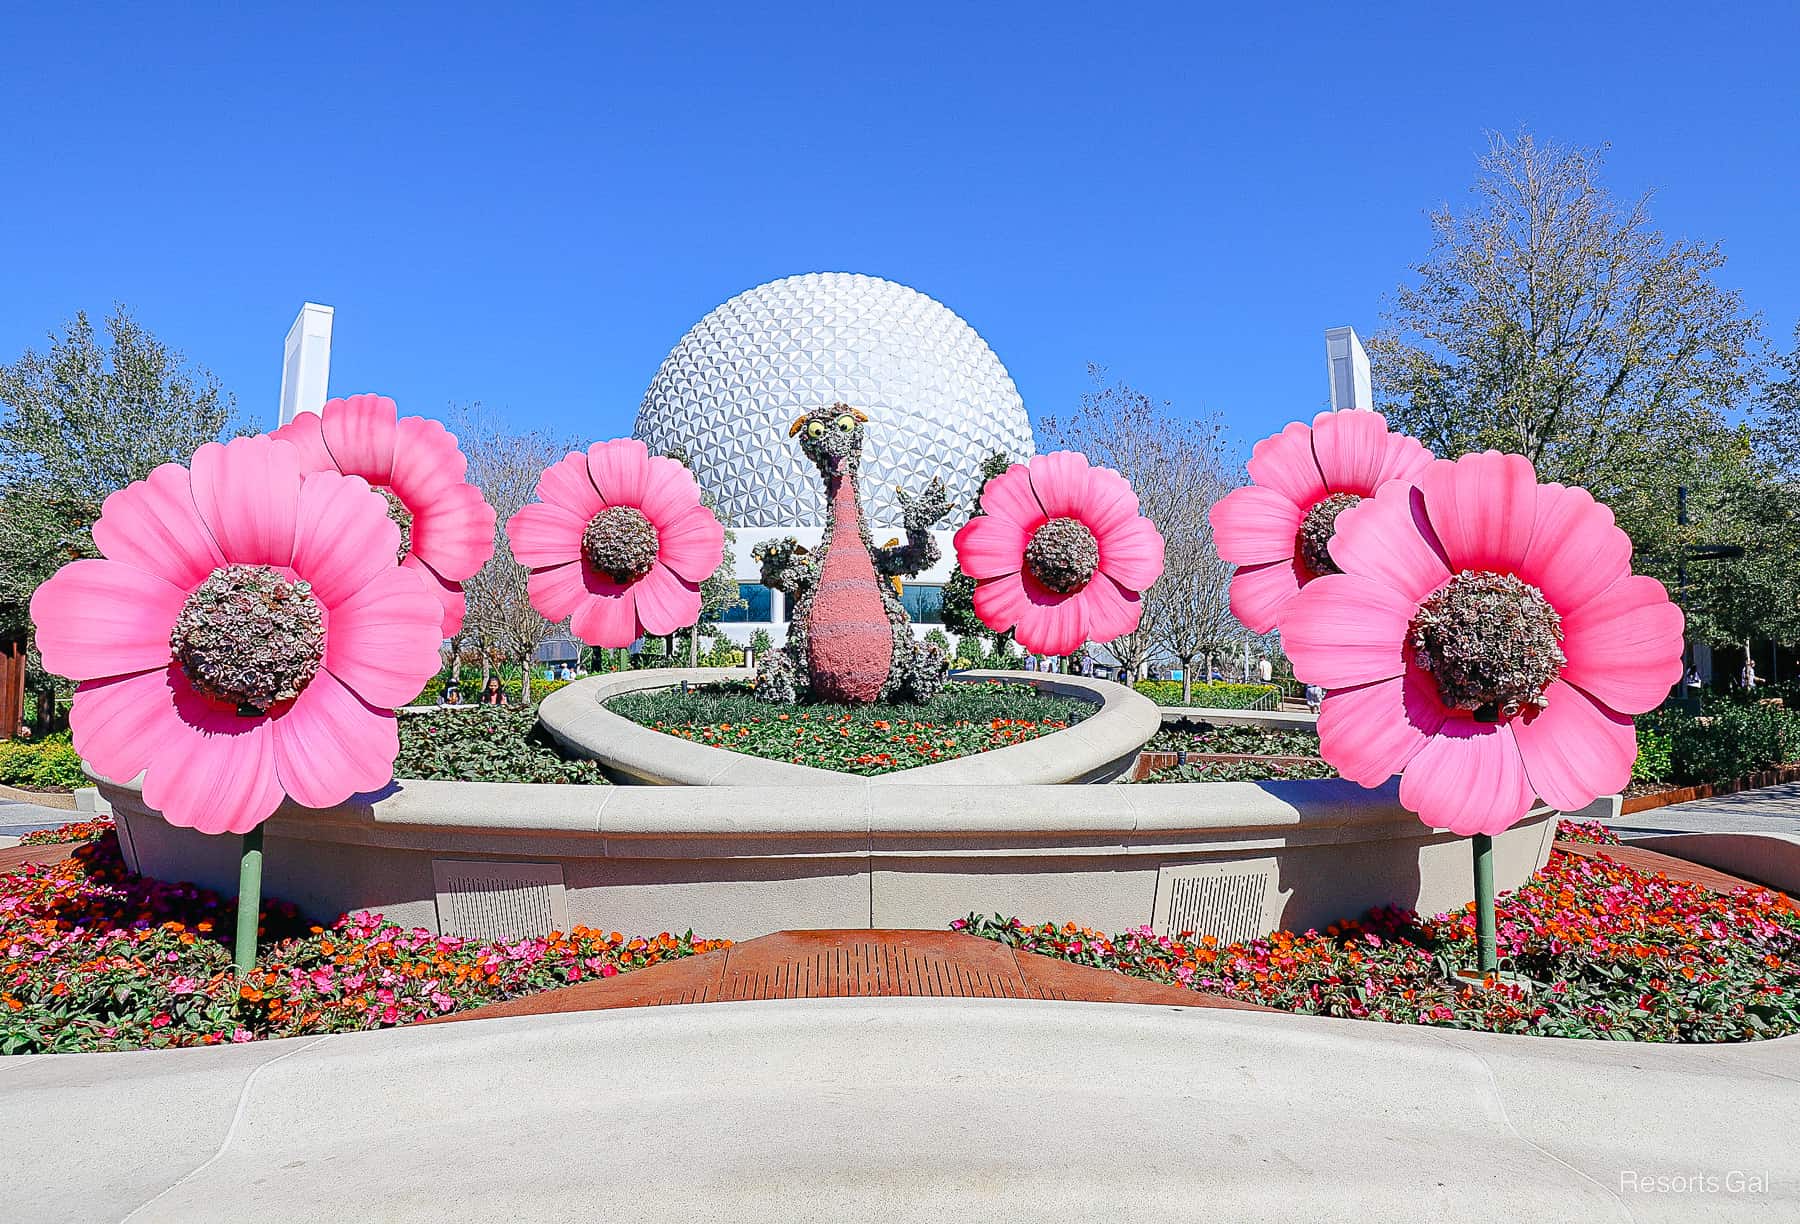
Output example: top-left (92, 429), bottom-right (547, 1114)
top-left (1741, 657), bottom-right (1759, 693)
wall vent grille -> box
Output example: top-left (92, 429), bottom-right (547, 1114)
top-left (1153, 865), bottom-right (1275, 945)
top-left (432, 860), bottom-right (567, 943)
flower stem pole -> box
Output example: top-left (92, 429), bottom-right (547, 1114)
top-left (1472, 832), bottom-right (1497, 975)
top-left (234, 825), bottom-right (264, 976)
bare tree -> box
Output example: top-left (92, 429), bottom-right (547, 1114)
top-left (448, 403), bottom-right (578, 706)
top-left (1038, 367), bottom-right (1236, 689)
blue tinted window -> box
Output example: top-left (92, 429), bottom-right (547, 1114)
top-left (720, 582), bottom-right (773, 623)
top-left (901, 583), bottom-right (944, 624)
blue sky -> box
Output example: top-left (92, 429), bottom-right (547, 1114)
top-left (3, 3), bottom-right (1796, 460)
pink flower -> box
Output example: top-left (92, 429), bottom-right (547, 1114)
top-left (30, 435), bottom-right (443, 835)
top-left (505, 438), bottom-right (725, 647)
top-left (1282, 451), bottom-right (1684, 835)
top-left (1209, 410), bottom-right (1434, 632)
top-left (271, 394), bottom-right (496, 636)
top-left (952, 451), bottom-right (1166, 656)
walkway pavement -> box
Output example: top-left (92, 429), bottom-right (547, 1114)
top-left (4, 999), bottom-right (1794, 1223)
top-left (1610, 781), bottom-right (1800, 840)
top-left (0, 796), bottom-right (75, 843)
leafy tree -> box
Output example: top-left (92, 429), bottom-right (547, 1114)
top-left (940, 450), bottom-right (1013, 644)
top-left (664, 447), bottom-right (742, 665)
top-left (1370, 132), bottom-right (1761, 548)
top-left (0, 306), bottom-right (242, 689)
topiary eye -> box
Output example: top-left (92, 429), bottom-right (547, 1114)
top-left (835, 414), bottom-right (857, 432)
top-left (806, 420), bottom-right (827, 438)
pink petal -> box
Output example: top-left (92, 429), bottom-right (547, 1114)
top-left (1010, 574), bottom-right (1087, 657)
top-left (290, 472), bottom-right (399, 609)
top-left (1317, 667), bottom-right (1448, 787)
top-left (587, 438), bottom-right (653, 509)
top-left (1309, 409), bottom-right (1398, 494)
top-left (978, 465), bottom-right (1048, 533)
top-left (1520, 483), bottom-right (1632, 617)
top-left (639, 453), bottom-right (707, 527)
top-left (320, 394), bottom-right (399, 485)
top-left (655, 503), bottom-right (726, 583)
top-left (1025, 451), bottom-right (1093, 519)
top-left (954, 513), bottom-right (1028, 580)
top-left (1246, 421), bottom-right (1327, 507)
top-left (1559, 575), bottom-right (1685, 715)
top-left (1093, 513), bottom-right (1165, 592)
top-left (570, 585), bottom-right (642, 647)
top-left (30, 559), bottom-right (185, 683)
top-left (1080, 465), bottom-right (1143, 540)
top-left (189, 435), bottom-right (303, 567)
top-left (528, 560), bottom-right (596, 623)
top-left (1416, 451), bottom-right (1537, 574)
top-left (140, 671), bottom-right (285, 835)
top-left (267, 411), bottom-right (336, 473)
top-left (70, 666), bottom-right (184, 784)
top-left (971, 570), bottom-right (1030, 637)
top-left (1374, 426), bottom-right (1436, 486)
top-left (272, 670), bottom-right (398, 808)
top-left (1078, 574), bottom-right (1145, 645)
top-left (1281, 573), bottom-right (1414, 689)
top-left (406, 479), bottom-right (496, 582)
top-left (537, 451), bottom-right (604, 519)
top-left (630, 562), bottom-right (702, 636)
top-left (1227, 560), bottom-right (1302, 635)
top-left (1210, 484), bottom-right (1304, 566)
top-left (404, 555), bottom-right (467, 638)
top-left (387, 415), bottom-right (471, 506)
top-left (1398, 718), bottom-right (1537, 836)
top-left (323, 567), bottom-right (445, 709)
top-left (91, 463), bottom-right (225, 589)
top-left (1512, 681), bottom-right (1636, 812)
top-left (508, 501), bottom-right (587, 569)
top-left (1326, 482), bottom-right (1450, 603)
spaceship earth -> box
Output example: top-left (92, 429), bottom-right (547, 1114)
top-left (634, 272), bottom-right (1035, 529)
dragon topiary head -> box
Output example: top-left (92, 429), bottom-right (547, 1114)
top-left (788, 402), bottom-right (869, 479)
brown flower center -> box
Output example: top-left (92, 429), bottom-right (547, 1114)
top-left (1024, 517), bottom-right (1100, 594)
top-left (583, 505), bottom-right (660, 583)
top-left (1410, 570), bottom-right (1566, 721)
top-left (170, 564), bottom-right (326, 713)
top-left (1297, 492), bottom-right (1362, 578)
top-left (381, 488), bottom-right (414, 564)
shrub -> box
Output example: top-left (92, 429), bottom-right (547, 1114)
top-left (1632, 726), bottom-right (1674, 785)
top-left (394, 709), bottom-right (605, 784)
top-left (0, 732), bottom-right (85, 791)
top-left (1134, 681), bottom-right (1281, 709)
top-left (1648, 704), bottom-right (1800, 786)
top-left (413, 675), bottom-right (571, 707)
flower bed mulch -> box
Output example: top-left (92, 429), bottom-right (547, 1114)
top-left (955, 820), bottom-right (1800, 1042)
top-left (0, 832), bottom-right (728, 1054)
top-left (605, 679), bottom-right (1093, 775)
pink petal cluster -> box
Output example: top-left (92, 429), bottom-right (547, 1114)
top-left (1209, 410), bottom-right (1434, 632)
top-left (953, 451), bottom-right (1165, 656)
top-left (1282, 451), bottom-right (1684, 836)
top-left (271, 394), bottom-right (496, 636)
top-left (29, 436), bottom-right (444, 834)
top-left (505, 438), bottom-right (725, 646)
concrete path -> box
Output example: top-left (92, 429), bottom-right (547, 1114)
top-left (2, 999), bottom-right (1793, 1223)
top-left (1610, 782), bottom-right (1800, 840)
top-left (0, 796), bottom-right (75, 842)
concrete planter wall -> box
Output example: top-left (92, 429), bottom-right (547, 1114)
top-left (538, 668), bottom-right (1161, 786)
top-left (100, 774), bottom-right (1574, 946)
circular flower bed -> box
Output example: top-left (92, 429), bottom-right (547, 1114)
top-left (604, 680), bottom-right (1094, 775)
top-left (955, 822), bottom-right (1800, 1042)
top-left (0, 834), bottom-right (724, 1054)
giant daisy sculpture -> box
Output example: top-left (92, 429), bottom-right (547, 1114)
top-left (506, 438), bottom-right (726, 647)
top-left (29, 434), bottom-right (444, 971)
top-left (1279, 450), bottom-right (1684, 973)
top-left (1209, 409), bottom-right (1434, 633)
top-left (952, 451), bottom-right (1166, 657)
top-left (271, 393), bottom-right (496, 637)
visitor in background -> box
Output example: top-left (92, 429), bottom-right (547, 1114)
top-left (1303, 682), bottom-right (1323, 715)
top-left (480, 676), bottom-right (508, 707)
top-left (1741, 657), bottom-right (1759, 693)
top-left (437, 685), bottom-right (463, 707)
top-left (1258, 657), bottom-right (1273, 684)
top-left (1684, 665), bottom-right (1703, 697)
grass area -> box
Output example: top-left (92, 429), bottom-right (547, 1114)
top-left (606, 680), bottom-right (1094, 775)
top-left (957, 822), bottom-right (1800, 1042)
top-left (395, 708), bottom-right (606, 784)
top-left (0, 832), bottom-right (724, 1054)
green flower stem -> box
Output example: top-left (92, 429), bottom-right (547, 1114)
top-left (234, 825), bottom-right (263, 977)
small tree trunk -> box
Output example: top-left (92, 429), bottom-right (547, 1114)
top-left (1181, 661), bottom-right (1192, 705)
top-left (519, 653), bottom-right (531, 706)
top-left (688, 629), bottom-right (700, 668)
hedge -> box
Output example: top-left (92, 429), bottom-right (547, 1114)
top-left (1133, 681), bottom-right (1281, 709)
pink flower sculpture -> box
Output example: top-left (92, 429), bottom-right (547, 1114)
top-left (1209, 410), bottom-right (1434, 633)
top-left (271, 394), bottom-right (496, 637)
top-left (505, 438), bottom-right (726, 646)
top-left (953, 451), bottom-right (1166, 656)
top-left (29, 435), bottom-right (445, 834)
top-left (1281, 451), bottom-right (1685, 836)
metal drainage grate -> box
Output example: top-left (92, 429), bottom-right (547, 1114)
top-left (1153, 864), bottom-right (1276, 945)
top-left (431, 859), bottom-right (568, 943)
